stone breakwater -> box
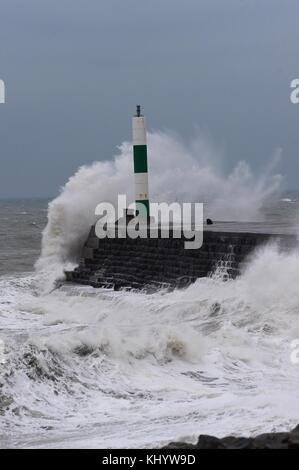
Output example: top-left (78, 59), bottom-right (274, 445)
top-left (65, 225), bottom-right (297, 290)
top-left (163, 425), bottom-right (299, 449)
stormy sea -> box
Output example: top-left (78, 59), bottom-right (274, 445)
top-left (1, 133), bottom-right (299, 448)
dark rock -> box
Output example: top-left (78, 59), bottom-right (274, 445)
top-left (163, 426), bottom-right (299, 449)
top-left (195, 435), bottom-right (226, 449)
top-left (252, 432), bottom-right (289, 449)
top-left (164, 441), bottom-right (197, 449)
top-left (289, 424), bottom-right (299, 449)
top-left (221, 436), bottom-right (253, 449)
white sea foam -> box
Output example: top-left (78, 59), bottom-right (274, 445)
top-left (1, 242), bottom-right (299, 448)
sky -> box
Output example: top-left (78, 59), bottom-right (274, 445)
top-left (0, 0), bottom-right (299, 198)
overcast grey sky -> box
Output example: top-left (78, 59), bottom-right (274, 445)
top-left (0, 0), bottom-right (298, 198)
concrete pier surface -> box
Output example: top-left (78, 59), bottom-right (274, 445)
top-left (205, 220), bottom-right (299, 235)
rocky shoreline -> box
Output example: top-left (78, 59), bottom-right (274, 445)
top-left (164, 425), bottom-right (299, 449)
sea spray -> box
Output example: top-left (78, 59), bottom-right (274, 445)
top-left (36, 131), bottom-right (282, 291)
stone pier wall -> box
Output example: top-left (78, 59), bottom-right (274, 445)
top-left (65, 226), bottom-right (297, 291)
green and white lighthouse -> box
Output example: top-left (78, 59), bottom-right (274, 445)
top-left (132, 105), bottom-right (150, 217)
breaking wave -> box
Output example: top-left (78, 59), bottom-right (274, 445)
top-left (35, 131), bottom-right (282, 291)
top-left (1, 242), bottom-right (299, 447)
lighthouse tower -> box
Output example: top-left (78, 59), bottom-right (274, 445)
top-left (132, 105), bottom-right (150, 217)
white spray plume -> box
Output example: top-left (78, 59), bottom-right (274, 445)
top-left (35, 131), bottom-right (282, 291)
